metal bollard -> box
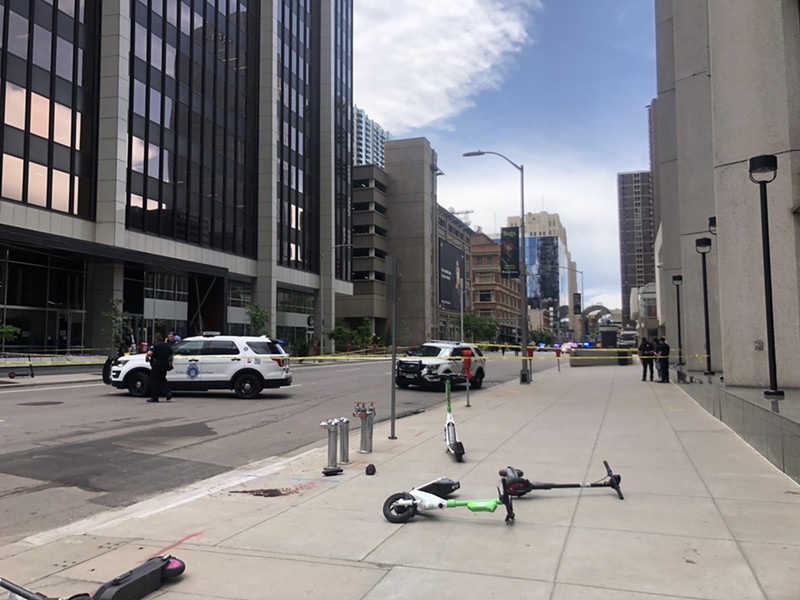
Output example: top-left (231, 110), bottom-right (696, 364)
top-left (320, 419), bottom-right (343, 476)
top-left (337, 417), bottom-right (350, 464)
top-left (354, 402), bottom-right (376, 453)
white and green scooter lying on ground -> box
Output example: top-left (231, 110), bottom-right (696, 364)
top-left (382, 475), bottom-right (515, 524)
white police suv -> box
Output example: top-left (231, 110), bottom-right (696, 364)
top-left (106, 334), bottom-right (292, 399)
top-left (395, 340), bottom-right (486, 390)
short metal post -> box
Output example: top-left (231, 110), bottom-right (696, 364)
top-left (354, 402), bottom-right (376, 453)
top-left (337, 417), bottom-right (350, 464)
top-left (320, 419), bottom-right (342, 476)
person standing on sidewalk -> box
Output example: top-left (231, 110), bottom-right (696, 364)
top-left (656, 336), bottom-right (671, 383)
top-left (638, 337), bottom-right (655, 381)
top-left (146, 332), bottom-right (173, 402)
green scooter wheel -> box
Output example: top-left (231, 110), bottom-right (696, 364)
top-left (383, 492), bottom-right (416, 523)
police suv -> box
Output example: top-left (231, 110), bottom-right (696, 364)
top-left (106, 334), bottom-right (292, 399)
top-left (395, 340), bottom-right (486, 390)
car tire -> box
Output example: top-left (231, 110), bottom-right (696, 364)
top-left (469, 370), bottom-right (484, 389)
top-left (395, 379), bottom-right (410, 388)
top-left (233, 373), bottom-right (263, 399)
top-left (127, 371), bottom-right (151, 397)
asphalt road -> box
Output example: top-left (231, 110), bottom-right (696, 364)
top-left (0, 352), bottom-right (556, 543)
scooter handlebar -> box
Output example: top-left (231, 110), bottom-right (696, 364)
top-left (603, 460), bottom-right (624, 500)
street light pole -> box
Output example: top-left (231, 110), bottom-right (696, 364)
top-left (320, 243), bottom-right (352, 356)
top-left (748, 154), bottom-right (783, 400)
top-left (672, 275), bottom-right (684, 365)
top-left (463, 150), bottom-right (530, 384)
top-left (695, 237), bottom-right (714, 375)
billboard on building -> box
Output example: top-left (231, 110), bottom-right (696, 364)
top-left (500, 227), bottom-right (520, 279)
top-left (439, 240), bottom-right (464, 311)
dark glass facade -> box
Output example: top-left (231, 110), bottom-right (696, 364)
top-left (0, 0), bottom-right (98, 217)
top-left (126, 0), bottom-right (259, 257)
top-left (275, 0), bottom-right (352, 279)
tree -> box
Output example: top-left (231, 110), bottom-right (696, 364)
top-left (355, 317), bottom-right (373, 349)
top-left (327, 320), bottom-right (354, 350)
top-left (100, 298), bottom-right (129, 357)
top-left (530, 328), bottom-right (555, 347)
top-left (463, 313), bottom-right (498, 342)
top-left (245, 303), bottom-right (271, 336)
top-left (0, 324), bottom-right (21, 345)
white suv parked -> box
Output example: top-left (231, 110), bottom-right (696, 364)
top-left (395, 341), bottom-right (486, 389)
top-left (106, 334), bottom-right (292, 399)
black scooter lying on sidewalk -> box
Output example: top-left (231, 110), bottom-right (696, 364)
top-left (499, 460), bottom-right (624, 500)
top-left (0, 554), bottom-right (185, 600)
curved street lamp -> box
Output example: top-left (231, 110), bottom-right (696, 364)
top-left (463, 150), bottom-right (530, 384)
top-left (695, 237), bottom-right (714, 375)
top-left (748, 154), bottom-right (783, 400)
top-left (671, 275), bottom-right (683, 365)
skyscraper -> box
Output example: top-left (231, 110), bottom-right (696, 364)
top-left (353, 105), bottom-right (389, 168)
top-left (617, 170), bottom-right (655, 327)
top-left (0, 1), bottom-right (352, 354)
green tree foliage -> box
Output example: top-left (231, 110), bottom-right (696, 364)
top-left (101, 298), bottom-right (128, 357)
top-left (0, 324), bottom-right (21, 344)
top-left (245, 303), bottom-right (271, 336)
top-left (530, 328), bottom-right (555, 347)
top-left (327, 320), bottom-right (354, 349)
top-left (463, 313), bottom-right (499, 342)
top-left (355, 317), bottom-right (373, 348)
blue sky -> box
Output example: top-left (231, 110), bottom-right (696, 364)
top-left (353, 0), bottom-right (656, 310)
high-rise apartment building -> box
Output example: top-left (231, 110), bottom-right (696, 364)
top-left (503, 211), bottom-right (580, 340)
top-left (353, 105), bottom-right (389, 168)
top-left (0, 1), bottom-right (352, 354)
top-left (617, 171), bottom-right (655, 328)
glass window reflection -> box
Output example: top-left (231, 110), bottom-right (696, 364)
top-left (33, 25), bottom-right (52, 70)
top-left (51, 169), bottom-right (71, 212)
top-left (2, 155), bottom-right (24, 200)
top-left (8, 12), bottom-right (29, 60)
top-left (53, 102), bottom-right (72, 146)
top-left (5, 83), bottom-right (27, 130)
top-left (56, 37), bottom-right (73, 81)
top-left (28, 162), bottom-right (49, 207)
top-left (30, 93), bottom-right (51, 139)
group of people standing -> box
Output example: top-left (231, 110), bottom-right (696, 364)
top-left (638, 336), bottom-right (671, 383)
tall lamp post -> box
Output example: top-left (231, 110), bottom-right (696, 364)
top-left (695, 237), bottom-right (714, 375)
top-left (671, 275), bottom-right (684, 365)
top-left (748, 154), bottom-right (783, 399)
top-left (463, 150), bottom-right (530, 384)
top-left (319, 243), bottom-right (352, 356)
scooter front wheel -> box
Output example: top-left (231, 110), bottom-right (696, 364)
top-left (454, 441), bottom-right (465, 463)
top-left (382, 492), bottom-right (416, 523)
top-left (161, 556), bottom-right (186, 580)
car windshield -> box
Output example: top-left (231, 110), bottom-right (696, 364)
top-left (418, 345), bottom-right (449, 357)
top-left (247, 341), bottom-right (286, 355)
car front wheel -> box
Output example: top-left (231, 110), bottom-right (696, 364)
top-left (469, 370), bottom-right (484, 389)
top-left (127, 371), bottom-right (151, 397)
top-left (233, 373), bottom-right (263, 399)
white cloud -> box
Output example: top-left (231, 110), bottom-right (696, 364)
top-left (354, 0), bottom-right (542, 133)
top-left (438, 150), bottom-right (623, 309)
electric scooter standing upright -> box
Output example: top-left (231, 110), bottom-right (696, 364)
top-left (443, 373), bottom-right (465, 462)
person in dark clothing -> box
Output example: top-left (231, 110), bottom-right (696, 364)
top-left (638, 337), bottom-right (655, 381)
top-left (656, 336), bottom-right (671, 383)
top-left (146, 332), bottom-right (174, 402)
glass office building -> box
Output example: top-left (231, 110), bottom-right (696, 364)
top-left (0, 0), bottom-right (352, 354)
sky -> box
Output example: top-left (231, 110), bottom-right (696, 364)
top-left (353, 0), bottom-right (656, 310)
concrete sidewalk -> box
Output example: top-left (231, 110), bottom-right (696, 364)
top-left (1, 364), bottom-right (799, 599)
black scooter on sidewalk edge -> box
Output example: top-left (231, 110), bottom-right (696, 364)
top-left (0, 554), bottom-right (185, 600)
top-left (500, 460), bottom-right (624, 500)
